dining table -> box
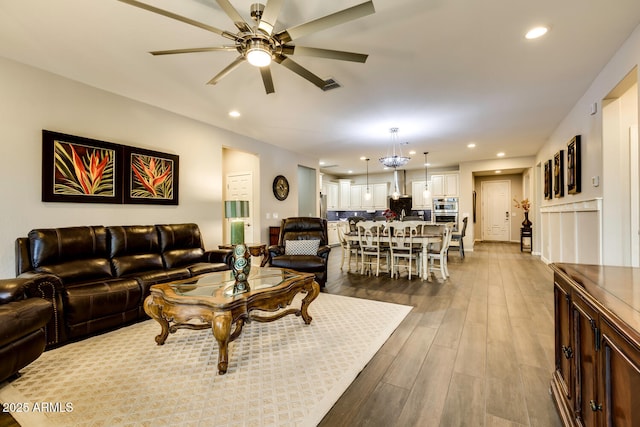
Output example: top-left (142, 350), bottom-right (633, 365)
top-left (345, 222), bottom-right (444, 280)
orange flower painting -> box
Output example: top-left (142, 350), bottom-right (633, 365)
top-left (130, 154), bottom-right (174, 199)
top-left (53, 141), bottom-right (115, 196)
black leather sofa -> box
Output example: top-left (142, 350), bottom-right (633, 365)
top-left (0, 275), bottom-right (54, 383)
top-left (14, 223), bottom-right (232, 348)
top-left (268, 217), bottom-right (331, 287)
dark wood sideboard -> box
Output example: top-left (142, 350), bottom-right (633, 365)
top-left (550, 263), bottom-right (640, 427)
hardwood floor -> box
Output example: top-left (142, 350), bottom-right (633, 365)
top-left (319, 241), bottom-right (562, 427)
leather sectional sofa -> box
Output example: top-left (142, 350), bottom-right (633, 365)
top-left (12, 223), bottom-right (232, 350)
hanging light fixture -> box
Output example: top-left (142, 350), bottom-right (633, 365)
top-left (423, 152), bottom-right (432, 200)
top-left (364, 158), bottom-right (372, 200)
top-left (379, 127), bottom-right (410, 168)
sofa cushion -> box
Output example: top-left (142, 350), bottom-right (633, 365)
top-left (285, 239), bottom-right (320, 256)
top-left (157, 223), bottom-right (206, 268)
top-left (29, 227), bottom-right (112, 283)
top-left (163, 247), bottom-right (206, 269)
top-left (108, 226), bottom-right (164, 277)
top-left (270, 255), bottom-right (325, 271)
top-left (63, 278), bottom-right (142, 325)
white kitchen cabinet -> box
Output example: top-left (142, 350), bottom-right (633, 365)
top-left (361, 185), bottom-right (374, 209)
top-left (325, 182), bottom-right (339, 210)
top-left (431, 174), bottom-right (459, 197)
top-left (350, 185), bottom-right (363, 209)
top-left (327, 222), bottom-right (340, 246)
top-left (372, 183), bottom-right (388, 209)
top-left (411, 180), bottom-right (432, 209)
top-left (338, 179), bottom-right (351, 210)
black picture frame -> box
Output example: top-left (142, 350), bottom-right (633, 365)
top-left (544, 160), bottom-right (552, 200)
top-left (42, 130), bottom-right (123, 204)
top-left (567, 135), bottom-right (581, 194)
top-left (124, 146), bottom-right (179, 205)
top-left (554, 150), bottom-right (564, 198)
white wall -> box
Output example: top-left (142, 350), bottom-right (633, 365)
top-left (0, 57), bottom-right (317, 278)
top-left (536, 24), bottom-right (640, 265)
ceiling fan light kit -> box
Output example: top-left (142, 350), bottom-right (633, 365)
top-left (118, 0), bottom-right (375, 94)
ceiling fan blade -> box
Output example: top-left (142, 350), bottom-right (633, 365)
top-left (258, 0), bottom-right (284, 35)
top-left (274, 55), bottom-right (327, 90)
top-left (215, 0), bottom-right (251, 33)
top-left (206, 56), bottom-right (245, 85)
top-left (281, 46), bottom-right (368, 63)
top-left (117, 0), bottom-right (238, 41)
top-left (260, 67), bottom-right (275, 94)
top-left (150, 46), bottom-right (238, 56)
top-left (275, 1), bottom-right (375, 43)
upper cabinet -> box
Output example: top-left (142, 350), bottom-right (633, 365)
top-left (431, 173), bottom-right (459, 197)
top-left (324, 181), bottom-right (339, 210)
top-left (338, 179), bottom-right (351, 209)
top-left (411, 180), bottom-right (432, 209)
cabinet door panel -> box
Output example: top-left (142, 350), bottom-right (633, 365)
top-left (600, 319), bottom-right (640, 427)
top-left (573, 293), bottom-right (599, 427)
top-left (554, 279), bottom-right (573, 401)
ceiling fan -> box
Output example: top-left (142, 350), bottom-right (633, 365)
top-left (118, 0), bottom-right (375, 94)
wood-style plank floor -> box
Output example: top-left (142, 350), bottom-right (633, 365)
top-left (319, 241), bottom-right (562, 427)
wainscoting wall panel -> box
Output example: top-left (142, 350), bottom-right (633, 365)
top-left (540, 198), bottom-right (602, 265)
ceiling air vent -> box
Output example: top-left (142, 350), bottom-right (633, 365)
top-left (322, 78), bottom-right (341, 91)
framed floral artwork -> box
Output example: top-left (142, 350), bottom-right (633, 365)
top-left (554, 150), bottom-right (564, 198)
top-left (124, 146), bottom-right (179, 205)
top-left (42, 130), bottom-right (123, 203)
top-left (567, 135), bottom-right (581, 194)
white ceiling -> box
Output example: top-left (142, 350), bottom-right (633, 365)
top-left (1, 0), bottom-right (639, 176)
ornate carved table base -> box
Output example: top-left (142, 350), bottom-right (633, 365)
top-left (144, 268), bottom-right (319, 374)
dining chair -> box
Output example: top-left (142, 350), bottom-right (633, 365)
top-left (337, 223), bottom-right (359, 271)
top-left (427, 225), bottom-right (453, 279)
top-left (389, 227), bottom-right (421, 279)
top-left (357, 221), bottom-right (388, 276)
top-left (448, 216), bottom-right (468, 258)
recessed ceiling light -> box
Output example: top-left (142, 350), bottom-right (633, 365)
top-left (409, 150), bottom-right (416, 155)
top-left (467, 143), bottom-right (476, 148)
top-left (525, 26), bottom-right (549, 40)
top-left (497, 152), bottom-right (505, 157)
top-left (495, 170), bottom-right (502, 174)
top-left (319, 161), bottom-right (326, 165)
top-left (348, 170), bottom-right (353, 174)
top-left (360, 156), bottom-right (367, 160)
top-left (229, 110), bottom-right (241, 118)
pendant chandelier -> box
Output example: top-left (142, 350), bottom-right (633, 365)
top-left (423, 152), bottom-right (432, 200)
top-left (379, 127), bottom-right (410, 168)
top-left (363, 158), bottom-right (372, 200)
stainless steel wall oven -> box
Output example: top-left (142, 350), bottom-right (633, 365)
top-left (433, 197), bottom-right (459, 231)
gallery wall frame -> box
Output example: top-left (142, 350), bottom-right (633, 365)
top-left (544, 159), bottom-right (552, 200)
top-left (567, 135), bottom-right (581, 194)
top-left (554, 150), bottom-right (564, 198)
top-left (42, 130), bottom-right (123, 204)
top-left (124, 146), bottom-right (179, 205)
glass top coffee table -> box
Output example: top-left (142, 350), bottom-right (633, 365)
top-left (144, 267), bottom-right (319, 374)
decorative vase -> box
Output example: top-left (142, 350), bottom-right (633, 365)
top-left (522, 211), bottom-right (532, 229)
top-left (231, 244), bottom-right (251, 293)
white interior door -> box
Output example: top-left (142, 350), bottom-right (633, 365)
top-left (482, 180), bottom-right (510, 241)
top-left (226, 172), bottom-right (254, 243)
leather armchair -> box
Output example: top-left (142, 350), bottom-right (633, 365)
top-left (268, 217), bottom-right (331, 287)
top-left (0, 276), bottom-right (54, 382)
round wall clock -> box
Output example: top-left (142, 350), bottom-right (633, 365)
top-left (272, 175), bottom-right (290, 201)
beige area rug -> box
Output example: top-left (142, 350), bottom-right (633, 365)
top-left (0, 293), bottom-right (411, 427)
